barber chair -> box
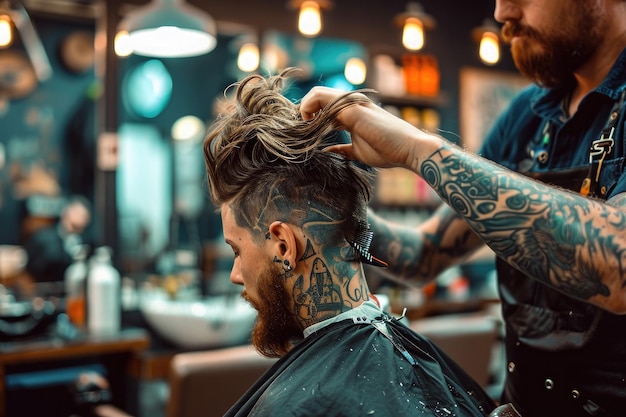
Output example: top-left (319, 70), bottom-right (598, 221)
top-left (166, 344), bottom-right (277, 417)
top-left (489, 403), bottom-right (522, 417)
top-left (410, 311), bottom-right (500, 388)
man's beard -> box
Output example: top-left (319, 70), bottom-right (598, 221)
top-left (501, 2), bottom-right (603, 88)
top-left (242, 264), bottom-right (302, 358)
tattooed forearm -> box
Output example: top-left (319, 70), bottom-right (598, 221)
top-left (367, 214), bottom-right (427, 280)
top-left (368, 205), bottom-right (481, 282)
top-left (420, 206), bottom-right (481, 273)
top-left (421, 144), bottom-right (626, 310)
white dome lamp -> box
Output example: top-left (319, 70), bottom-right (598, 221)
top-left (118, 0), bottom-right (217, 58)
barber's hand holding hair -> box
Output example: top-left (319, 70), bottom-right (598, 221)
top-left (300, 86), bottom-right (440, 171)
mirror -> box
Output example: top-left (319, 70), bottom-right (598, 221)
top-left (116, 32), bottom-right (240, 287)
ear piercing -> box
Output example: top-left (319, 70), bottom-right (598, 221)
top-left (273, 256), bottom-right (293, 272)
top-left (282, 260), bottom-right (293, 272)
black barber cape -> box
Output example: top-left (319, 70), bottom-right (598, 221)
top-left (224, 312), bottom-right (496, 417)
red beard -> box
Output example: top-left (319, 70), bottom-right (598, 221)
top-left (242, 264), bottom-right (302, 358)
top-left (501, 2), bottom-right (603, 88)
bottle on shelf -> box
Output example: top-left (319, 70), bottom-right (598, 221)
top-left (87, 246), bottom-right (120, 335)
top-left (64, 244), bottom-right (89, 328)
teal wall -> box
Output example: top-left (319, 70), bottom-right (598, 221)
top-left (0, 17), bottom-right (96, 244)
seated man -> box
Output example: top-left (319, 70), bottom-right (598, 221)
top-left (23, 195), bottom-right (91, 286)
top-left (204, 69), bottom-right (501, 417)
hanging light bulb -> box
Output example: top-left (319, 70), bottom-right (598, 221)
top-left (114, 30), bottom-right (133, 57)
top-left (395, 2), bottom-right (435, 51)
top-left (479, 32), bottom-right (499, 65)
top-left (299, 1), bottom-right (321, 36)
top-left (402, 17), bottom-right (423, 51)
top-left (237, 42), bottom-right (260, 72)
top-left (289, 0), bottom-right (333, 38)
top-left (473, 19), bottom-right (501, 65)
top-left (0, 12), bottom-right (12, 48)
top-left (344, 57), bottom-right (366, 85)
top-left (0, 0), bottom-right (14, 50)
top-left (172, 115), bottom-right (205, 142)
top-left (0, 1), bottom-right (51, 81)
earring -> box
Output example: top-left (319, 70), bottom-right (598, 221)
top-left (273, 256), bottom-right (293, 272)
top-left (283, 260), bottom-right (293, 272)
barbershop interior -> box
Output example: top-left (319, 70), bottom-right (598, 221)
top-left (0, 0), bottom-right (530, 416)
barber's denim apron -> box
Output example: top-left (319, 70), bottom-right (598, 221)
top-left (498, 135), bottom-right (626, 416)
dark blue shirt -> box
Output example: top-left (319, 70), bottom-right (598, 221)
top-left (481, 49), bottom-right (626, 200)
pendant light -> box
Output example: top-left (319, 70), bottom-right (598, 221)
top-left (114, 30), bottom-right (133, 57)
top-left (118, 0), bottom-right (217, 58)
top-left (237, 42), bottom-right (260, 72)
top-left (0, 0), bottom-right (51, 81)
top-left (344, 57), bottom-right (366, 86)
top-left (473, 19), bottom-right (500, 66)
top-left (288, 0), bottom-right (333, 38)
top-left (394, 2), bottom-right (435, 51)
top-left (0, 2), bottom-right (13, 48)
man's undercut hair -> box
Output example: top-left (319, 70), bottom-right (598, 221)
top-left (204, 68), bottom-right (374, 245)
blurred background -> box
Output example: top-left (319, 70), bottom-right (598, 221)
top-left (0, 1), bottom-right (528, 416)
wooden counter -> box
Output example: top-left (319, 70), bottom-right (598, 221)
top-left (0, 327), bottom-right (149, 417)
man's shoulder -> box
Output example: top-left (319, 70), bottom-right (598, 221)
top-left (25, 226), bottom-right (61, 248)
top-left (235, 322), bottom-right (493, 416)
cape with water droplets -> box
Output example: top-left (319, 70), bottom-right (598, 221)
top-left (224, 316), bottom-right (496, 417)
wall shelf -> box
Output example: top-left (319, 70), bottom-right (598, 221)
top-left (375, 92), bottom-right (449, 109)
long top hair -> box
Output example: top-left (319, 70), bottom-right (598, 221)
top-left (203, 68), bottom-right (375, 246)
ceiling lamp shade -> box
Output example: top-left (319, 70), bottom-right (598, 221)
top-left (394, 2), bottom-right (435, 51)
top-left (118, 0), bottom-right (217, 58)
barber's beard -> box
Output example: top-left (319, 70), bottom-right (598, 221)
top-left (501, 2), bottom-right (603, 88)
top-left (242, 264), bottom-right (302, 358)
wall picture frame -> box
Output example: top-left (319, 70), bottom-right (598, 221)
top-left (459, 67), bottom-right (530, 152)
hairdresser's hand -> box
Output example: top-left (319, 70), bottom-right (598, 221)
top-left (300, 86), bottom-right (437, 170)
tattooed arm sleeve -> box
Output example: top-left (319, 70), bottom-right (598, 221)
top-left (421, 142), bottom-right (626, 314)
top-left (368, 203), bottom-right (485, 284)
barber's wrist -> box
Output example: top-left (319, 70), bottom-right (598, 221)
top-left (406, 131), bottom-right (443, 172)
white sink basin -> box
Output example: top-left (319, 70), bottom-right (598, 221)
top-left (140, 292), bottom-right (389, 350)
top-left (140, 294), bottom-right (257, 349)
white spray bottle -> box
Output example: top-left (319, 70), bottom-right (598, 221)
top-left (87, 246), bottom-right (120, 335)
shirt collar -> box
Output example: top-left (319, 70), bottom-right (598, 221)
top-left (531, 46), bottom-right (626, 117)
